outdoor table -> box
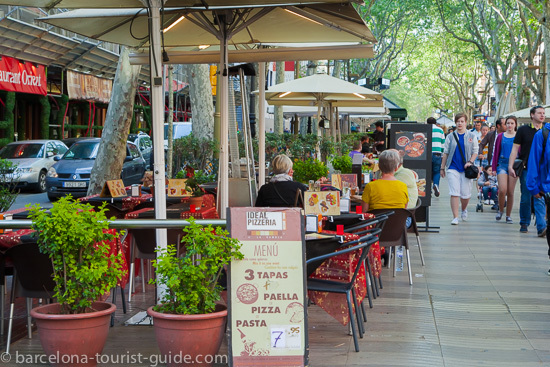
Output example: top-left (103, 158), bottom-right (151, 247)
top-left (78, 188), bottom-right (153, 211)
top-left (0, 227), bottom-right (129, 288)
top-left (307, 231), bottom-right (367, 326)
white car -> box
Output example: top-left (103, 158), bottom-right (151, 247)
top-left (164, 122), bottom-right (192, 150)
top-left (0, 139), bottom-right (68, 192)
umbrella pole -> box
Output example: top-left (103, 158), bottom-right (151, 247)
top-left (259, 62), bottom-right (266, 188)
top-left (218, 29), bottom-right (229, 218)
top-left (148, 0), bottom-right (167, 300)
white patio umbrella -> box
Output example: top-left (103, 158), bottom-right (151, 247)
top-left (4, 0), bottom-right (376, 297)
top-left (34, 2), bottom-right (375, 219)
top-left (513, 104), bottom-right (550, 123)
top-left (264, 73), bottom-right (383, 146)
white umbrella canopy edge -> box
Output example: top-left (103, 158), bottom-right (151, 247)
top-left (1, 0), bottom-right (365, 8)
top-left (37, 4), bottom-right (375, 48)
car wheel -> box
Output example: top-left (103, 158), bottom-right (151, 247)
top-left (47, 193), bottom-right (58, 202)
top-left (36, 170), bottom-right (47, 193)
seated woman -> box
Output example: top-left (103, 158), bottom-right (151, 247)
top-left (255, 154), bottom-right (308, 207)
top-left (361, 149), bottom-right (409, 212)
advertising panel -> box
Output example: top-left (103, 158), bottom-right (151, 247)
top-left (0, 56), bottom-right (46, 95)
top-left (228, 207), bottom-right (307, 367)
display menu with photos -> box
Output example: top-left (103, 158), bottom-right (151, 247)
top-left (303, 191), bottom-right (340, 216)
top-left (100, 179), bottom-right (127, 198)
top-left (389, 123), bottom-right (432, 207)
top-left (228, 207), bottom-right (307, 367)
top-left (167, 179), bottom-right (190, 197)
top-left (331, 174), bottom-right (358, 191)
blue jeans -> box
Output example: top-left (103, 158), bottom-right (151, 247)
top-left (520, 170), bottom-right (546, 231)
top-left (482, 186), bottom-right (498, 201)
top-left (432, 153), bottom-right (442, 187)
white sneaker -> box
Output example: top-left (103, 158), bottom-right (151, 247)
top-left (451, 217), bottom-right (459, 225)
top-left (484, 200), bottom-right (490, 205)
top-left (461, 210), bottom-right (468, 221)
top-left (489, 200), bottom-right (495, 205)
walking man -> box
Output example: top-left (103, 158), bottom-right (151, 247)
top-left (428, 117), bottom-right (444, 197)
top-left (479, 117), bottom-right (505, 165)
top-left (525, 116), bottom-right (550, 274)
top-left (508, 106), bottom-right (546, 235)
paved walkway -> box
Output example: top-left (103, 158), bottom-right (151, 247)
top-left (5, 178), bottom-right (550, 366)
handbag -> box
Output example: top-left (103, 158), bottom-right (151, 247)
top-left (512, 159), bottom-right (525, 177)
top-left (453, 132), bottom-right (479, 179)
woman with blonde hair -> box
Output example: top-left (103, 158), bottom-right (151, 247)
top-left (255, 154), bottom-right (308, 207)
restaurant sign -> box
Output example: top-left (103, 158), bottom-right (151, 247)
top-left (228, 207), bottom-right (307, 367)
top-left (67, 70), bottom-right (113, 103)
top-left (0, 56), bottom-right (46, 95)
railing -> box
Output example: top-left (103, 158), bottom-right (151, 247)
top-left (0, 219), bottom-right (227, 230)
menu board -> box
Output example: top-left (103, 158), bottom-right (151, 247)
top-left (331, 174), bottom-right (358, 190)
top-left (167, 179), bottom-right (190, 197)
top-left (100, 179), bottom-right (127, 198)
top-left (228, 207), bottom-right (307, 367)
top-left (303, 191), bottom-right (340, 216)
top-left (389, 123), bottom-right (432, 207)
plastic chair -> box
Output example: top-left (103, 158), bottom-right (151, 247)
top-left (406, 198), bottom-right (425, 266)
top-left (368, 209), bottom-right (414, 285)
top-left (306, 230), bottom-right (381, 352)
top-left (127, 228), bottom-right (156, 302)
top-left (4, 242), bottom-right (55, 353)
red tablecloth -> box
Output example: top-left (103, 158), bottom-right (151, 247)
top-left (308, 232), bottom-right (366, 326)
top-left (0, 228), bottom-right (129, 289)
top-left (125, 206), bottom-right (218, 219)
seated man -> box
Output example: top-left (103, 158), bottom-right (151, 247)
top-left (393, 149), bottom-right (418, 209)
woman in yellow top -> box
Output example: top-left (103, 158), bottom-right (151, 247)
top-left (361, 149), bottom-right (409, 211)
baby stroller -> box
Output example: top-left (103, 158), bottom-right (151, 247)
top-left (476, 181), bottom-right (498, 212)
top-left (476, 185), bottom-right (484, 212)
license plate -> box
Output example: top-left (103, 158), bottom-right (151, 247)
top-left (63, 181), bottom-right (86, 188)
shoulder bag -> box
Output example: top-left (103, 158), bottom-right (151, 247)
top-left (453, 132), bottom-right (479, 179)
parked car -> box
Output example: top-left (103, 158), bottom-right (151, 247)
top-left (0, 140), bottom-right (68, 192)
top-left (128, 132), bottom-right (152, 170)
top-left (45, 138), bottom-right (146, 201)
top-left (164, 122), bottom-right (192, 150)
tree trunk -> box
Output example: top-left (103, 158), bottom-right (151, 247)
top-left (87, 47), bottom-right (141, 196)
top-left (273, 61), bottom-right (285, 135)
top-left (184, 64), bottom-right (214, 140)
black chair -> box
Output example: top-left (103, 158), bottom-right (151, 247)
top-left (4, 242), bottom-right (55, 353)
top-left (406, 198), bottom-right (425, 266)
top-left (323, 214), bottom-right (366, 231)
top-left (368, 209), bottom-right (413, 285)
top-left (307, 230), bottom-right (381, 352)
top-left (131, 200), bottom-right (155, 211)
top-left (306, 237), bottom-right (345, 277)
top-left (86, 201), bottom-right (127, 219)
top-left (343, 215), bottom-right (388, 301)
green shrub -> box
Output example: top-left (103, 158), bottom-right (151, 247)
top-left (292, 159), bottom-right (329, 183)
top-left (151, 218), bottom-right (243, 315)
top-left (27, 197), bottom-right (124, 314)
top-left (331, 155), bottom-right (352, 174)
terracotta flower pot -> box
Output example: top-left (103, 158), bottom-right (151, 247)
top-left (189, 196), bottom-right (203, 208)
top-left (147, 304), bottom-right (227, 367)
top-left (30, 302), bottom-right (116, 367)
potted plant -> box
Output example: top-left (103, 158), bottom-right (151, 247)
top-left (27, 196), bottom-right (125, 367)
top-left (181, 171), bottom-right (214, 208)
top-left (148, 218), bottom-right (243, 367)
